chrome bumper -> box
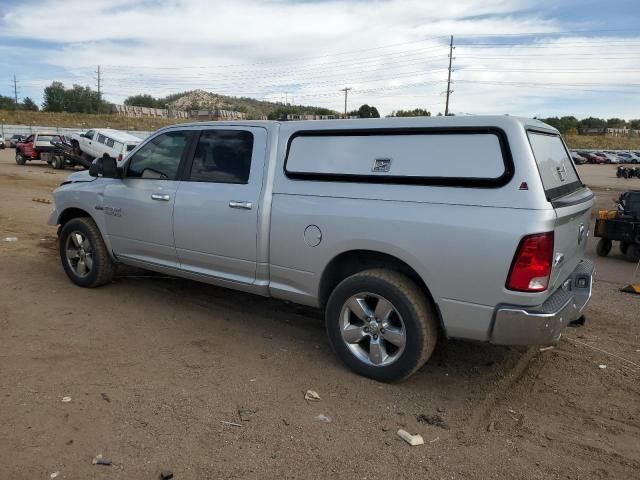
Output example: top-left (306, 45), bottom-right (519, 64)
top-left (490, 259), bottom-right (595, 346)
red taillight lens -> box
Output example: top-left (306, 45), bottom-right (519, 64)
top-left (507, 232), bottom-right (554, 292)
top-left (117, 154), bottom-right (123, 161)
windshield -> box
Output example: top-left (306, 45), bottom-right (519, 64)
top-left (528, 131), bottom-right (582, 201)
top-left (37, 135), bottom-right (62, 143)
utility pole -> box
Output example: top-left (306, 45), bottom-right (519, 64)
top-left (96, 65), bottom-right (102, 113)
top-left (340, 87), bottom-right (352, 118)
top-left (12, 74), bottom-right (18, 105)
top-left (445, 35), bottom-right (455, 116)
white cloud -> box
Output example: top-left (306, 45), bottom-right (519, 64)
top-left (1, 0), bottom-right (638, 117)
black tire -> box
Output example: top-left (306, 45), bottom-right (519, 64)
top-left (52, 155), bottom-right (65, 170)
top-left (59, 217), bottom-right (115, 287)
top-left (620, 242), bottom-right (629, 256)
top-left (15, 152), bottom-right (26, 165)
top-left (325, 269), bottom-right (438, 382)
top-left (596, 238), bottom-right (612, 257)
top-left (626, 245), bottom-right (640, 263)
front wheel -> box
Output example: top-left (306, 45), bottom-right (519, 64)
top-left (15, 152), bottom-right (26, 165)
top-left (59, 217), bottom-right (115, 287)
top-left (596, 238), bottom-right (612, 257)
top-left (326, 269), bottom-right (438, 382)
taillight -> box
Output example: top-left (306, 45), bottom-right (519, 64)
top-left (506, 232), bottom-right (554, 292)
top-left (117, 154), bottom-right (123, 161)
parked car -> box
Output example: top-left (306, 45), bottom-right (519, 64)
top-left (596, 151), bottom-right (621, 164)
top-left (15, 132), bottom-right (64, 165)
top-left (8, 134), bottom-right (25, 148)
top-left (617, 152), bottom-right (640, 164)
top-left (577, 151), bottom-right (605, 164)
top-left (571, 152), bottom-right (587, 164)
top-left (49, 117), bottom-right (595, 381)
top-left (0, 137), bottom-right (5, 149)
top-left (69, 129), bottom-right (141, 163)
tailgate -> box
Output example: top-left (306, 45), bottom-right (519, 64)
top-left (527, 130), bottom-right (594, 289)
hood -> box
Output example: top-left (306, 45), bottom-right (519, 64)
top-left (65, 170), bottom-right (96, 184)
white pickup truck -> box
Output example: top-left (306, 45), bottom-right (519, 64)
top-left (69, 128), bottom-right (141, 162)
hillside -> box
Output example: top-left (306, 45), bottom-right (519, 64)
top-left (165, 89), bottom-right (339, 120)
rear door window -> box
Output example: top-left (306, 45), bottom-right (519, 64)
top-left (187, 130), bottom-right (254, 184)
top-left (528, 132), bottom-right (582, 200)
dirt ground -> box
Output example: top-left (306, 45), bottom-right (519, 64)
top-left (0, 151), bottom-right (638, 480)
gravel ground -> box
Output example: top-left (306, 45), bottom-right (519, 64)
top-left (0, 150), bottom-right (638, 479)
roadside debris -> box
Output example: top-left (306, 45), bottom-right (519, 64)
top-left (160, 470), bottom-right (174, 480)
top-left (3, 237), bottom-right (18, 242)
top-left (32, 197), bottom-right (52, 204)
top-left (487, 421), bottom-right (502, 432)
top-left (429, 436), bottom-right (440, 443)
top-left (416, 414), bottom-right (449, 430)
top-left (66, 439), bottom-right (73, 445)
top-left (304, 390), bottom-right (321, 402)
top-left (238, 409), bottom-right (253, 422)
top-left (598, 364), bottom-right (607, 369)
top-left (92, 454), bottom-right (112, 466)
top-left (313, 414), bottom-right (331, 423)
top-left (221, 420), bottom-right (243, 427)
top-left (50, 472), bottom-right (60, 479)
top-left (397, 429), bottom-right (424, 446)
top-left (100, 393), bottom-right (110, 402)
top-left (61, 396), bottom-right (72, 403)
top-left (539, 346), bottom-right (555, 352)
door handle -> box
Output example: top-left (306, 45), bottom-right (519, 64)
top-left (151, 193), bottom-right (171, 201)
top-left (229, 201), bottom-right (253, 210)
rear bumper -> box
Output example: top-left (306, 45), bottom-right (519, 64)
top-left (490, 259), bottom-right (595, 346)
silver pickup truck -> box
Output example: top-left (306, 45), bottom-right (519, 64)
top-left (49, 116), bottom-right (595, 381)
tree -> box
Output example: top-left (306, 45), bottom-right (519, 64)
top-left (43, 81), bottom-right (66, 112)
top-left (21, 97), bottom-right (39, 111)
top-left (630, 119), bottom-right (640, 130)
top-left (42, 81), bottom-right (110, 113)
top-left (0, 94), bottom-right (16, 110)
top-left (124, 94), bottom-right (163, 109)
top-left (578, 117), bottom-right (606, 129)
top-left (539, 116), bottom-right (578, 134)
top-left (356, 104), bottom-right (380, 118)
top-left (606, 118), bottom-right (627, 128)
top-left (392, 108), bottom-right (431, 117)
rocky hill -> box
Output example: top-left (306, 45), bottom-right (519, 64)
top-left (164, 89), bottom-right (338, 120)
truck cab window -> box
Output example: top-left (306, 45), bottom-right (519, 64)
top-left (126, 131), bottom-right (191, 180)
top-left (188, 130), bottom-right (254, 184)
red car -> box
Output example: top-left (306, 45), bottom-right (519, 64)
top-left (15, 132), bottom-right (63, 165)
top-left (578, 151), bottom-right (606, 164)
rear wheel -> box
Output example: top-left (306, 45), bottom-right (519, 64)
top-left (59, 217), bottom-right (115, 287)
top-left (596, 238), bottom-right (612, 257)
top-left (52, 155), bottom-right (65, 170)
top-left (325, 269), bottom-right (438, 382)
top-left (626, 245), bottom-right (640, 263)
top-left (15, 152), bottom-right (26, 165)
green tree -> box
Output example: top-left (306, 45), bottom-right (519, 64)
top-left (578, 117), bottom-right (606, 129)
top-left (124, 94), bottom-right (163, 109)
top-left (42, 81), bottom-right (109, 113)
top-left (356, 104), bottom-right (380, 118)
top-left (606, 118), bottom-right (627, 128)
top-left (392, 108), bottom-right (431, 117)
top-left (539, 116), bottom-right (578, 134)
top-left (0, 94), bottom-right (16, 110)
top-left (43, 81), bottom-right (66, 111)
top-left (21, 97), bottom-right (39, 111)
top-left (630, 119), bottom-right (640, 129)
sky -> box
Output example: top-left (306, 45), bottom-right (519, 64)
top-left (0, 0), bottom-right (639, 118)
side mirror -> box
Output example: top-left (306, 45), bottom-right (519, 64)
top-left (89, 155), bottom-right (120, 178)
